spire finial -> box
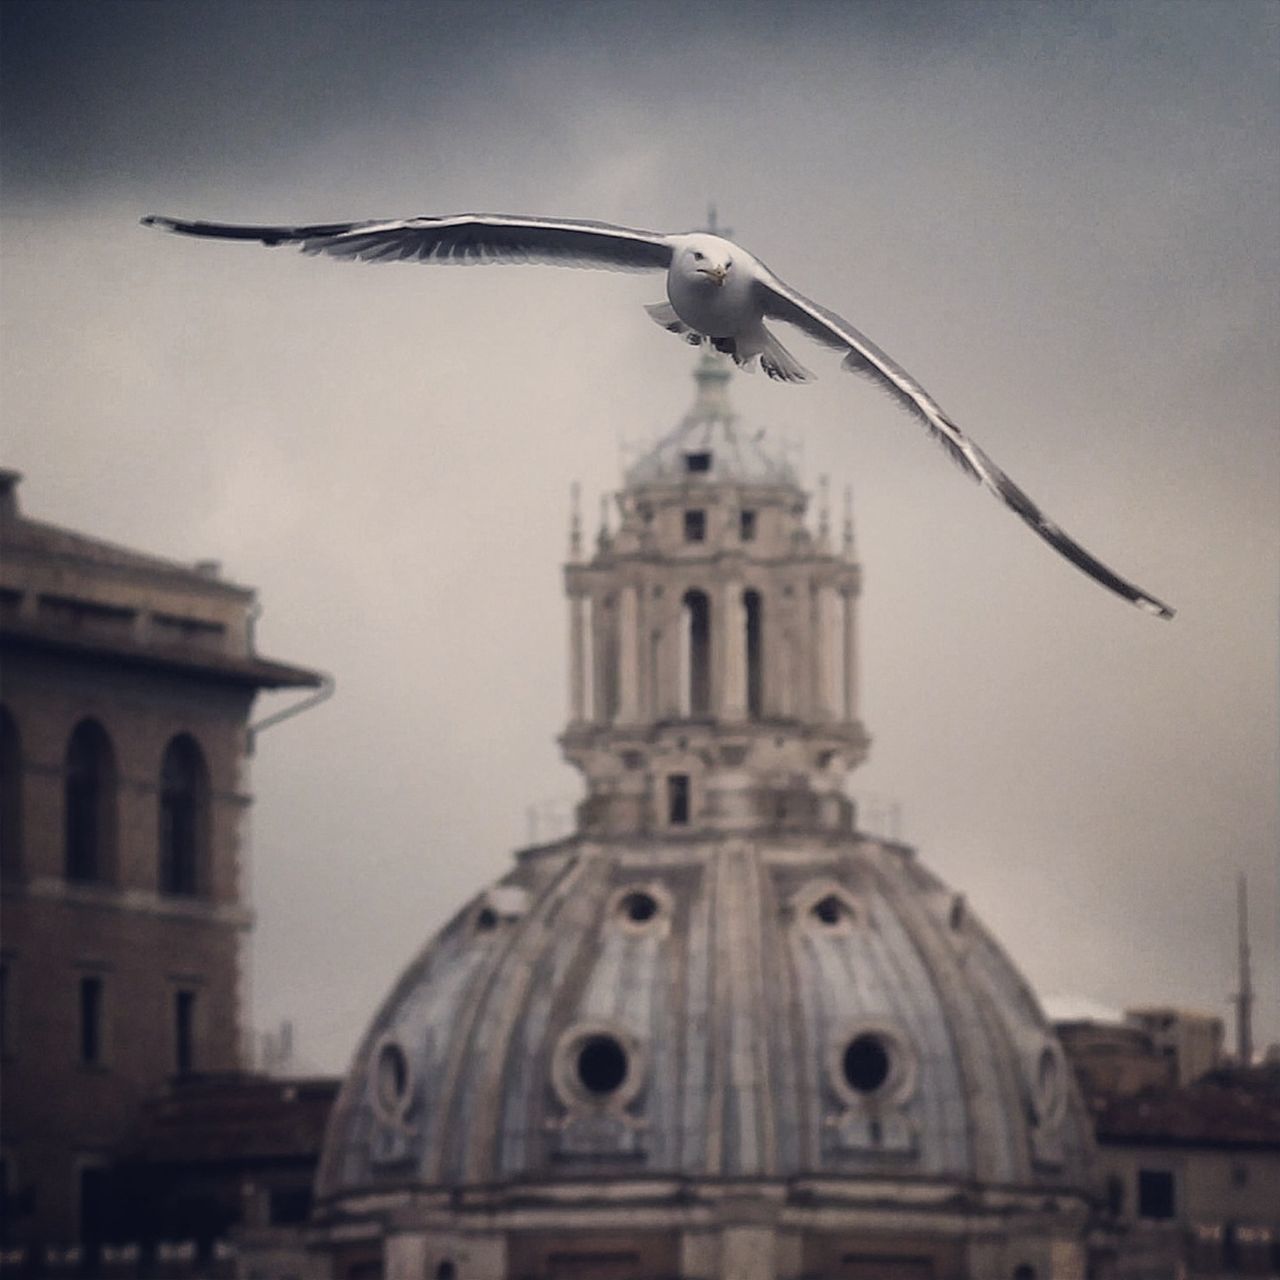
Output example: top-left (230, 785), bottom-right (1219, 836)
top-left (843, 484), bottom-right (856, 558)
top-left (597, 493), bottom-right (611, 551)
top-left (569, 482), bottom-right (582, 560)
top-left (818, 474), bottom-right (831, 546)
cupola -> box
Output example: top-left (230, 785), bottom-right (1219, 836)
top-left (561, 353), bottom-right (868, 839)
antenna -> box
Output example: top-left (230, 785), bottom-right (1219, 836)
top-left (569, 482), bottom-right (582, 560)
top-left (597, 493), bottom-right (611, 550)
top-left (1235, 873), bottom-right (1254, 1065)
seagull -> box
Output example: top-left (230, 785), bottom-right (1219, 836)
top-left (141, 210), bottom-right (1173, 619)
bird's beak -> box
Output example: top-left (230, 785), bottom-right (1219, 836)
top-left (698, 265), bottom-right (729, 287)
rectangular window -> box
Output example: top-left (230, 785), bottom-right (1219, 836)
top-left (683, 510), bottom-right (706, 542)
top-left (740, 509), bottom-right (757, 541)
top-left (684, 451), bottom-right (712, 474)
top-left (667, 774), bottom-right (690, 826)
top-left (1137, 1168), bottom-right (1175, 1219)
top-left (79, 976), bottom-right (102, 1066)
top-left (175, 989), bottom-right (196, 1075)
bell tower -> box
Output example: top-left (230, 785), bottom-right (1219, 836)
top-left (561, 352), bottom-right (869, 836)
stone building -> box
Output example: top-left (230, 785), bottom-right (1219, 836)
top-left (0, 469), bottom-right (321, 1251)
top-left (1122, 1010), bottom-right (1224, 1091)
top-left (310, 356), bottom-right (1100, 1280)
top-left (1057, 1015), bottom-right (1280, 1277)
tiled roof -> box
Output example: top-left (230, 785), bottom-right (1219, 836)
top-left (1094, 1065), bottom-right (1280, 1148)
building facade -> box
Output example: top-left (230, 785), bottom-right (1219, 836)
top-left (0, 470), bottom-right (321, 1252)
top-left (1058, 1017), bottom-right (1280, 1278)
top-left (310, 357), bottom-right (1100, 1280)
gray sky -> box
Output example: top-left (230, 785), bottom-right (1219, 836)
top-left (3, 0), bottom-right (1277, 1072)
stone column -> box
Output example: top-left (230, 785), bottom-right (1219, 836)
top-left (617, 584), bottom-right (640, 723)
top-left (591, 595), bottom-right (611, 723)
top-left (719, 581), bottom-right (746, 720)
top-left (810, 582), bottom-right (831, 720)
top-left (767, 586), bottom-right (794, 718)
top-left (568, 592), bottom-right (587, 724)
top-left (842, 587), bottom-right (858, 722)
top-left (653, 595), bottom-right (680, 719)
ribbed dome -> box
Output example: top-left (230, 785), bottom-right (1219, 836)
top-left (313, 355), bottom-right (1097, 1275)
top-left (624, 351), bottom-right (797, 489)
top-left (316, 833), bottom-right (1093, 1198)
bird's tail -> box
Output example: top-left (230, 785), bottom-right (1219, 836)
top-left (759, 327), bottom-right (813, 383)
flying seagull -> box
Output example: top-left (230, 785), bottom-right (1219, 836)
top-left (141, 211), bottom-right (1173, 619)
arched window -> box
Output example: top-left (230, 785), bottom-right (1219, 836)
top-left (159, 735), bottom-right (208, 896)
top-left (680, 589), bottom-right (711, 716)
top-left (743, 590), bottom-right (763, 719)
top-left (65, 720), bottom-right (116, 883)
top-left (0, 706), bottom-right (21, 877)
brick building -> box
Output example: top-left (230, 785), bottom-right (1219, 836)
top-left (0, 469), bottom-right (321, 1252)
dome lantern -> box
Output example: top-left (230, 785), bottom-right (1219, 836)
top-left (561, 355), bottom-right (868, 840)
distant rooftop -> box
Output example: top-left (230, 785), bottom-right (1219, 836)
top-left (0, 469), bottom-right (321, 690)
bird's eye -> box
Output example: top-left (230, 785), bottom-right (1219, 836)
top-left (692, 251), bottom-right (704, 261)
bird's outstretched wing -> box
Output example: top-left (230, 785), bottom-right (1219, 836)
top-left (753, 267), bottom-right (1174, 619)
top-left (142, 212), bottom-right (674, 273)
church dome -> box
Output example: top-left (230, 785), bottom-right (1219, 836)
top-left (316, 835), bottom-right (1093, 1196)
top-left (313, 355), bottom-right (1097, 1279)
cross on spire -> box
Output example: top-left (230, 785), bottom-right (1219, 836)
top-left (700, 203), bottom-right (733, 239)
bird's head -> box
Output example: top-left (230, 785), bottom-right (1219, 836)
top-left (678, 235), bottom-right (734, 287)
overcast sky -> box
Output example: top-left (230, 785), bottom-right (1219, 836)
top-left (3, 0), bottom-right (1277, 1073)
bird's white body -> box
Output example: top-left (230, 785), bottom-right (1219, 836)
top-left (140, 209), bottom-right (1174, 618)
top-left (665, 234), bottom-right (753, 337)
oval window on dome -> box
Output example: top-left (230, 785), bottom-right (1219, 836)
top-left (552, 1023), bottom-right (647, 1113)
top-left (620, 890), bottom-right (658, 923)
top-left (811, 894), bottom-right (846, 926)
top-left (576, 1034), bottom-right (629, 1097)
top-left (829, 1022), bottom-right (917, 1109)
top-left (797, 883), bottom-right (862, 932)
top-left (1032, 1042), bottom-right (1067, 1127)
top-left (609, 884), bottom-right (671, 933)
top-left (374, 1039), bottom-right (411, 1120)
top-left (842, 1033), bottom-right (891, 1094)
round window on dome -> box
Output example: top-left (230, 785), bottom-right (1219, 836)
top-left (620, 890), bottom-right (658, 924)
top-left (576, 1034), bottom-right (629, 1097)
top-left (829, 1022), bottom-right (917, 1109)
top-left (552, 1023), bottom-right (646, 1113)
top-left (842, 1033), bottom-right (891, 1094)
top-left (609, 884), bottom-right (671, 933)
top-left (374, 1039), bottom-right (411, 1120)
top-left (811, 894), bottom-right (846, 926)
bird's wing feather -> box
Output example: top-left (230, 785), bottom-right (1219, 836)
top-left (752, 267), bottom-right (1174, 619)
top-left (142, 212), bottom-right (673, 272)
